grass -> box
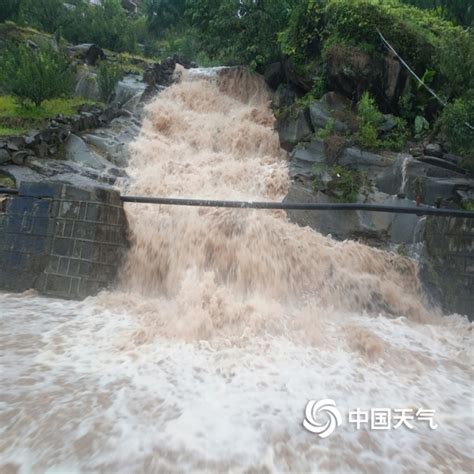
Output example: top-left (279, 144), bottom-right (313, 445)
top-left (0, 126), bottom-right (27, 136)
top-left (0, 96), bottom-right (103, 137)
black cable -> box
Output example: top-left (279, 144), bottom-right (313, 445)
top-left (1, 188), bottom-right (473, 218)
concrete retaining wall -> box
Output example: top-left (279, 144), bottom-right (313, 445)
top-left (422, 216), bottom-right (474, 319)
top-left (0, 181), bottom-right (128, 299)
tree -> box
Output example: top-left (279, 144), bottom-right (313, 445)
top-left (142, 0), bottom-right (187, 37)
top-left (401, 0), bottom-right (474, 26)
top-left (0, 44), bottom-right (74, 107)
top-left (63, 0), bottom-right (139, 52)
top-left (185, 0), bottom-right (295, 68)
top-left (19, 0), bottom-right (69, 33)
top-left (0, 0), bottom-right (21, 22)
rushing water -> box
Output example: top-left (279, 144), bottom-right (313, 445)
top-left (1, 68), bottom-right (473, 473)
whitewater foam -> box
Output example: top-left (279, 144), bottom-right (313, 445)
top-left (0, 67), bottom-right (472, 473)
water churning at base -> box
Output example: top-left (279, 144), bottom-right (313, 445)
top-left (1, 67), bottom-right (472, 474)
top-left (119, 67), bottom-right (434, 342)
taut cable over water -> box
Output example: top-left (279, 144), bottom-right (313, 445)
top-left (0, 67), bottom-right (472, 473)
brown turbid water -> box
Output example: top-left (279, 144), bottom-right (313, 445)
top-left (0, 67), bottom-right (472, 473)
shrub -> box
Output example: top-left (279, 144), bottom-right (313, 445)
top-left (97, 62), bottom-right (124, 103)
top-left (356, 91), bottom-right (407, 150)
top-left (438, 96), bottom-right (474, 163)
top-left (59, 0), bottom-right (140, 53)
top-left (321, 165), bottom-right (371, 203)
top-left (279, 0), bottom-right (325, 62)
top-left (0, 44), bottom-right (74, 107)
top-left (0, 0), bottom-right (21, 22)
top-left (19, 0), bottom-right (67, 33)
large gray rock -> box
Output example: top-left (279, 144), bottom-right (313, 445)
top-left (376, 156), bottom-right (470, 204)
top-left (113, 75), bottom-right (147, 106)
top-left (308, 92), bottom-right (351, 133)
top-left (275, 106), bottom-right (313, 151)
top-left (338, 147), bottom-right (393, 178)
top-left (75, 70), bottom-right (100, 101)
top-left (0, 148), bottom-right (11, 164)
top-left (272, 84), bottom-right (298, 110)
top-left (289, 139), bottom-right (326, 180)
top-left (424, 143), bottom-right (443, 158)
top-left (69, 43), bottom-right (105, 66)
top-left (284, 183), bottom-right (423, 244)
top-left (264, 62), bottom-right (284, 90)
top-left (64, 134), bottom-right (110, 170)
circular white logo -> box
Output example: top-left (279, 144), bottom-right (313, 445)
top-left (303, 399), bottom-right (342, 438)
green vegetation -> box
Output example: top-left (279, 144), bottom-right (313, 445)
top-left (401, 0), bottom-right (473, 27)
top-left (0, 126), bottom-right (26, 137)
top-left (0, 95), bottom-right (101, 136)
top-left (437, 96), bottom-right (474, 165)
top-left (314, 164), bottom-right (371, 202)
top-left (0, 0), bottom-right (471, 159)
top-left (356, 92), bottom-right (407, 151)
top-left (97, 62), bottom-right (124, 103)
top-left (462, 200), bottom-right (474, 211)
top-left (186, 0), bottom-right (295, 69)
top-left (0, 0), bottom-right (21, 23)
top-left (316, 119), bottom-right (336, 141)
top-left (0, 44), bottom-right (74, 107)
top-left (0, 173), bottom-right (15, 188)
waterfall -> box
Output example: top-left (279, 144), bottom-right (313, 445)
top-left (1, 67), bottom-right (472, 474)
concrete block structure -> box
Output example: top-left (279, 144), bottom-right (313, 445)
top-left (0, 181), bottom-right (128, 299)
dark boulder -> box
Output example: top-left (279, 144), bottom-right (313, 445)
top-left (275, 106), bottom-right (313, 152)
top-left (121, 0), bottom-right (138, 14)
top-left (272, 84), bottom-right (298, 110)
top-left (264, 62), bottom-right (285, 90)
top-left (69, 44), bottom-right (106, 66)
top-left (308, 92), bottom-right (351, 134)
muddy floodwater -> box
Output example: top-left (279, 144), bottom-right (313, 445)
top-left (1, 68), bottom-right (473, 473)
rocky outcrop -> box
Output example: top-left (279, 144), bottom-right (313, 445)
top-left (143, 55), bottom-right (197, 88)
top-left (275, 107), bottom-right (313, 151)
top-left (68, 44), bottom-right (106, 66)
top-left (308, 92), bottom-right (352, 134)
top-left (75, 70), bottom-right (100, 101)
top-left (0, 105), bottom-right (122, 166)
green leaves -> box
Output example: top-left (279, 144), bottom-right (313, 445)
top-left (0, 44), bottom-right (74, 107)
top-left (185, 0), bottom-right (293, 68)
top-left (97, 62), bottom-right (124, 103)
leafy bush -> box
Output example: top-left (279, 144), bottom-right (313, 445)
top-left (279, 0), bottom-right (325, 62)
top-left (63, 0), bottom-right (140, 53)
top-left (438, 96), bottom-right (474, 163)
top-left (322, 165), bottom-right (371, 203)
top-left (356, 92), bottom-right (407, 150)
top-left (401, 0), bottom-right (474, 27)
top-left (435, 28), bottom-right (474, 100)
top-left (0, 44), bottom-right (74, 107)
top-left (0, 0), bottom-right (21, 22)
top-left (316, 119), bottom-right (336, 140)
top-left (97, 62), bottom-right (124, 103)
top-left (19, 0), bottom-right (68, 33)
top-left (186, 0), bottom-right (293, 69)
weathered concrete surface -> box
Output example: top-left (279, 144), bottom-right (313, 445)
top-left (421, 217), bottom-right (474, 319)
top-left (0, 181), bottom-right (128, 299)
